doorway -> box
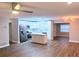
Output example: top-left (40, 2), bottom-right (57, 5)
top-left (19, 20), bottom-right (52, 42)
top-left (53, 23), bottom-right (70, 38)
top-left (9, 23), bottom-right (12, 43)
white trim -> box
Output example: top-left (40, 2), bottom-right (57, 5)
top-left (0, 44), bottom-right (9, 48)
top-left (69, 40), bottom-right (79, 43)
top-left (11, 40), bottom-right (20, 44)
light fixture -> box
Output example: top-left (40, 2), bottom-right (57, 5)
top-left (63, 16), bottom-right (72, 22)
top-left (67, 1), bottom-right (72, 4)
top-left (14, 4), bottom-right (21, 10)
top-left (12, 10), bottom-right (19, 14)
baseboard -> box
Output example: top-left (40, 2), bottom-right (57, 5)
top-left (31, 42), bottom-right (47, 45)
top-left (10, 40), bottom-right (20, 44)
top-left (0, 44), bottom-right (9, 48)
top-left (69, 40), bottom-right (79, 43)
top-left (54, 36), bottom-right (69, 38)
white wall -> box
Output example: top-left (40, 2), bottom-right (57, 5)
top-left (11, 18), bottom-right (20, 43)
top-left (0, 18), bottom-right (9, 48)
top-left (0, 3), bottom-right (11, 48)
top-left (69, 19), bottom-right (79, 43)
top-left (51, 20), bottom-right (54, 40)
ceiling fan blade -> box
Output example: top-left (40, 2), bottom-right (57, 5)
top-left (12, 3), bottom-right (33, 13)
top-left (21, 10), bottom-right (33, 13)
top-left (14, 9), bottom-right (33, 13)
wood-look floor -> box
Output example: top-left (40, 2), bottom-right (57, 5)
top-left (0, 37), bottom-right (79, 57)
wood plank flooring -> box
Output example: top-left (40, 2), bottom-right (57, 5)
top-left (0, 37), bottom-right (79, 57)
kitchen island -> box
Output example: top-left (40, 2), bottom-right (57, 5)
top-left (31, 33), bottom-right (48, 44)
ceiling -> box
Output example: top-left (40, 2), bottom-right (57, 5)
top-left (19, 2), bottom-right (79, 17)
top-left (1, 2), bottom-right (79, 20)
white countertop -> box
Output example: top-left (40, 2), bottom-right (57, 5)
top-left (32, 33), bottom-right (46, 35)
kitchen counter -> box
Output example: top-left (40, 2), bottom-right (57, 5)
top-left (31, 33), bottom-right (48, 44)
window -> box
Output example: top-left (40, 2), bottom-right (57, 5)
top-left (19, 20), bottom-right (51, 39)
top-left (60, 24), bottom-right (69, 32)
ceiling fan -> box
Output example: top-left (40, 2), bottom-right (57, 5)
top-left (12, 3), bottom-right (33, 14)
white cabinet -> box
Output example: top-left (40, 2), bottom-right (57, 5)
top-left (31, 33), bottom-right (48, 44)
